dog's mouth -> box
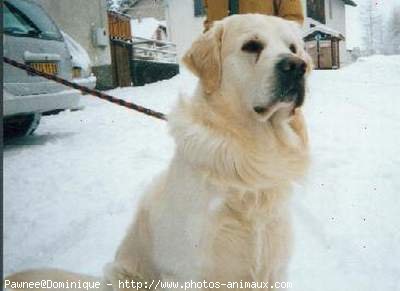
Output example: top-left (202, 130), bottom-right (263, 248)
top-left (253, 78), bottom-right (306, 120)
top-left (253, 101), bottom-right (294, 120)
top-left (275, 79), bottom-right (306, 108)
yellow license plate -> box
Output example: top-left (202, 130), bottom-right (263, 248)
top-left (30, 62), bottom-right (58, 75)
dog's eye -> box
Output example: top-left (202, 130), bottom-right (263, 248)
top-left (242, 40), bottom-right (264, 54)
top-left (289, 44), bottom-right (297, 54)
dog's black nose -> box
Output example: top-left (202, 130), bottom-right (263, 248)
top-left (274, 55), bottom-right (306, 107)
top-left (276, 55), bottom-right (306, 78)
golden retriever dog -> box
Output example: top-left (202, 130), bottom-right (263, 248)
top-left (5, 14), bottom-right (311, 291)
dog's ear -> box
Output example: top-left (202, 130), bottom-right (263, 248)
top-left (182, 22), bottom-right (224, 95)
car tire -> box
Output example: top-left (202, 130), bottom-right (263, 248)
top-left (4, 113), bottom-right (41, 138)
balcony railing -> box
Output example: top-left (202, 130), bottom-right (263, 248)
top-left (131, 37), bottom-right (177, 64)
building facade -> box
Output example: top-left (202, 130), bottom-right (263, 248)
top-left (302, 0), bottom-right (357, 68)
top-left (165, 0), bottom-right (356, 67)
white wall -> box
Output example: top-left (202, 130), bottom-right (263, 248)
top-left (327, 0), bottom-right (349, 64)
top-left (326, 0), bottom-right (346, 34)
top-left (165, 0), bottom-right (205, 59)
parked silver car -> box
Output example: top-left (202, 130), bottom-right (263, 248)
top-left (3, 0), bottom-right (96, 137)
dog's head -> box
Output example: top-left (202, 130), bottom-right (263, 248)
top-left (183, 14), bottom-right (312, 121)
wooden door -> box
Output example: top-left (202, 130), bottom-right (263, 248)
top-left (110, 40), bottom-right (132, 87)
top-left (319, 41), bottom-right (332, 69)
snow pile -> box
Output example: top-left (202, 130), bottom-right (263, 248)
top-left (290, 55), bottom-right (400, 291)
top-left (61, 31), bottom-right (92, 71)
top-left (130, 17), bottom-right (164, 39)
top-left (347, 54), bottom-right (400, 83)
top-left (4, 56), bottom-right (400, 291)
top-left (3, 70), bottom-right (196, 276)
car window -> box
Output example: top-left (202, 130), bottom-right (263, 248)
top-left (4, 0), bottom-right (63, 41)
top-left (4, 4), bottom-right (40, 37)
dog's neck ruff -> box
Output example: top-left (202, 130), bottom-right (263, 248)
top-left (168, 93), bottom-right (309, 191)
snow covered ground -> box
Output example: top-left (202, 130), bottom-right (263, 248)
top-left (4, 55), bottom-right (400, 291)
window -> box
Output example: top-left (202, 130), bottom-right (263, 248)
top-left (194, 0), bottom-right (205, 17)
top-left (307, 0), bottom-right (326, 24)
top-left (4, 0), bottom-right (63, 41)
top-left (3, 3), bottom-right (39, 37)
top-left (229, 0), bottom-right (239, 15)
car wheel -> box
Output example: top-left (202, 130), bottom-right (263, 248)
top-left (4, 113), bottom-right (41, 138)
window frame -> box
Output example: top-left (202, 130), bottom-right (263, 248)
top-left (307, 0), bottom-right (326, 24)
top-left (194, 0), bottom-right (205, 17)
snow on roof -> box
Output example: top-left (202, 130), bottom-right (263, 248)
top-left (130, 17), bottom-right (165, 39)
top-left (304, 24), bottom-right (345, 40)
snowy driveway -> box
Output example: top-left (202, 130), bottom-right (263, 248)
top-left (4, 56), bottom-right (400, 291)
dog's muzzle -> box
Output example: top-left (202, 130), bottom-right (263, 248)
top-left (274, 54), bottom-right (306, 108)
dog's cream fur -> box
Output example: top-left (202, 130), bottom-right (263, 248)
top-left (5, 14), bottom-right (311, 291)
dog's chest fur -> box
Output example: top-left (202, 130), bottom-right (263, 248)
top-left (151, 164), bottom-right (292, 283)
top-left (204, 188), bottom-right (292, 282)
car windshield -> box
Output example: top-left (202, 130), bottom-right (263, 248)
top-left (4, 0), bottom-right (63, 41)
